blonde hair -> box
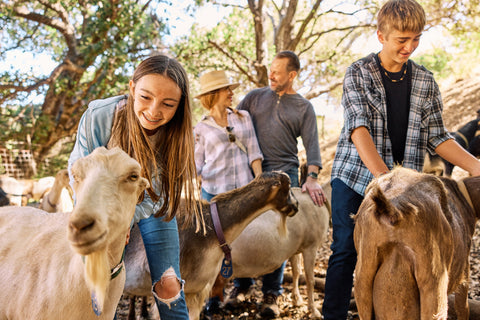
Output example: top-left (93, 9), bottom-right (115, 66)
top-left (198, 88), bottom-right (243, 117)
top-left (110, 54), bottom-right (203, 231)
top-left (198, 89), bottom-right (221, 111)
top-left (377, 0), bottom-right (426, 36)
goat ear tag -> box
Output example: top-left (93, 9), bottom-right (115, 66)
top-left (221, 258), bottom-right (233, 278)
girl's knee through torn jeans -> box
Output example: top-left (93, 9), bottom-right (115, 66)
top-left (137, 214), bottom-right (189, 319)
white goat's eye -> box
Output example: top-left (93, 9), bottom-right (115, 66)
top-left (129, 174), bottom-right (139, 181)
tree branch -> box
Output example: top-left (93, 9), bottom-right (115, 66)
top-left (304, 81), bottom-right (343, 100)
top-left (207, 39), bottom-right (260, 86)
top-left (248, 0), bottom-right (268, 86)
top-left (275, 0), bottom-right (298, 50)
top-left (12, 1), bottom-right (77, 56)
top-left (0, 59), bottom-right (84, 105)
top-left (290, 0), bottom-right (322, 50)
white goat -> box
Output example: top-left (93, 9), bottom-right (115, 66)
top-left (0, 175), bottom-right (31, 206)
top-left (31, 176), bottom-right (56, 201)
top-left (39, 168), bottom-right (74, 212)
top-left (226, 187), bottom-right (330, 319)
top-left (0, 175), bottom-right (55, 206)
top-left (0, 186), bottom-right (9, 206)
top-left (0, 147), bottom-right (148, 320)
top-left (123, 171), bottom-right (299, 320)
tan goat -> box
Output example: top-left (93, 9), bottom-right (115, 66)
top-left (423, 152), bottom-right (446, 176)
top-left (354, 167), bottom-right (480, 320)
top-left (0, 175), bottom-right (55, 206)
top-left (0, 175), bottom-right (33, 206)
top-left (223, 187), bottom-right (330, 318)
top-left (0, 147), bottom-right (148, 320)
top-left (39, 168), bottom-right (73, 212)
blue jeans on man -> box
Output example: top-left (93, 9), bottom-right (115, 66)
top-left (322, 178), bottom-right (363, 320)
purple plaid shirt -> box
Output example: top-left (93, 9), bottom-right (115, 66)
top-left (194, 109), bottom-right (263, 195)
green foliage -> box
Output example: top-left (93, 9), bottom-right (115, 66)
top-left (416, 48), bottom-right (453, 79)
top-left (420, 0), bottom-right (480, 34)
top-left (0, 103), bottom-right (40, 143)
top-left (36, 139), bottom-right (76, 177)
top-left (173, 6), bottom-right (257, 84)
top-left (174, 0), bottom-right (379, 107)
top-left (0, 0), bottom-right (171, 166)
top-left (415, 27), bottom-right (480, 82)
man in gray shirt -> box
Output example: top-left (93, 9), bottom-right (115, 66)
top-left (228, 50), bottom-right (326, 318)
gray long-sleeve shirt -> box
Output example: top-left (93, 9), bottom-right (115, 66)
top-left (237, 87), bottom-right (322, 172)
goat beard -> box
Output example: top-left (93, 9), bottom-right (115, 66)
top-left (84, 250), bottom-right (110, 313)
top-left (278, 215), bottom-right (288, 237)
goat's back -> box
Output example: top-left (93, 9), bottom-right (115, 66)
top-left (0, 206), bottom-right (69, 255)
top-left (123, 224), bottom-right (151, 296)
top-left (354, 167), bottom-right (477, 320)
top-left (230, 188), bottom-right (330, 277)
top-left (0, 207), bottom-right (78, 318)
top-left (31, 176), bottom-right (55, 201)
top-left (0, 176), bottom-right (28, 206)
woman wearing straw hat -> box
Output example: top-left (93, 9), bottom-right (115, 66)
top-left (194, 70), bottom-right (263, 317)
top-left (194, 70), bottom-right (263, 201)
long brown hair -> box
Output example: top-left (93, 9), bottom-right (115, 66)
top-left (110, 54), bottom-right (203, 231)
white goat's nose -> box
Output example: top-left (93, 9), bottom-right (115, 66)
top-left (69, 215), bottom-right (95, 233)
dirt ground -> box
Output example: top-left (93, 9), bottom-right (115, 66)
top-left (116, 74), bottom-right (480, 320)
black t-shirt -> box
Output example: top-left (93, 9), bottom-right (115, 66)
top-left (375, 54), bottom-right (412, 165)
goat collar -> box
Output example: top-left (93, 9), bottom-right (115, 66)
top-left (81, 249), bottom-right (125, 316)
top-left (110, 249), bottom-right (125, 280)
top-left (46, 194), bottom-right (57, 209)
top-left (80, 249), bottom-right (125, 280)
top-left (457, 180), bottom-right (474, 211)
top-left (210, 201), bottom-right (233, 278)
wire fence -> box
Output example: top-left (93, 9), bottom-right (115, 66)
top-left (0, 146), bottom-right (36, 179)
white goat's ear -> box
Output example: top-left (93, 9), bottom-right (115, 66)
top-left (138, 177), bottom-right (149, 195)
top-left (70, 165), bottom-right (85, 194)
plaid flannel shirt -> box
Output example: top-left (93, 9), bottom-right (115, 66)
top-left (331, 53), bottom-right (452, 196)
top-left (194, 109), bottom-right (263, 195)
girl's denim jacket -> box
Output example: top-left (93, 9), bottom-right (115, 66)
top-left (68, 95), bottom-right (162, 223)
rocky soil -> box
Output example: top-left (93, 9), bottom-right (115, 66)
top-left (116, 74), bottom-right (480, 320)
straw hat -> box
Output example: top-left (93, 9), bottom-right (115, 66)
top-left (195, 70), bottom-right (239, 98)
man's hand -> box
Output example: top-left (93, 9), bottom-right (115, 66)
top-left (302, 177), bottom-right (326, 206)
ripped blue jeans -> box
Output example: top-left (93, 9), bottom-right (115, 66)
top-left (137, 214), bottom-right (189, 319)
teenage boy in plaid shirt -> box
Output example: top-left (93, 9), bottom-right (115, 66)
top-left (322, 0), bottom-right (480, 318)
